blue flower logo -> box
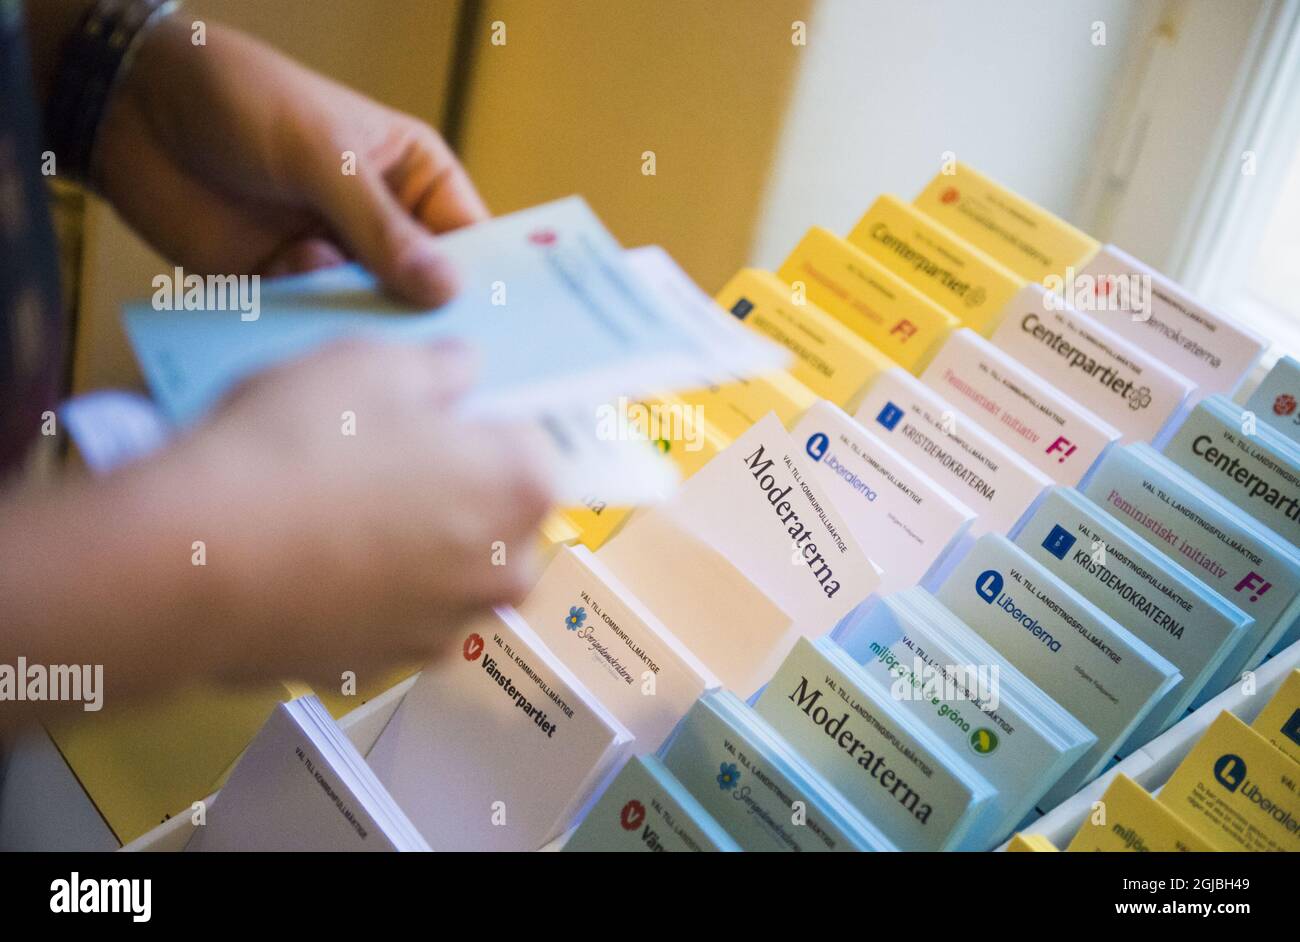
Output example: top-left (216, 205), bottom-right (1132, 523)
top-left (717, 762), bottom-right (740, 791)
top-left (565, 606), bottom-right (587, 631)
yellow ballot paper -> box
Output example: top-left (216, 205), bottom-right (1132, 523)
top-left (1157, 711), bottom-right (1300, 851)
top-left (716, 268), bottom-right (895, 410)
top-left (1251, 670), bottom-right (1300, 764)
top-left (1007, 833), bottom-right (1059, 852)
top-left (848, 194), bottom-right (1023, 336)
top-left (777, 227), bottom-right (957, 372)
top-left (914, 163), bottom-right (1099, 283)
top-left (1067, 775), bottom-right (1213, 852)
top-left (673, 370), bottom-right (816, 440)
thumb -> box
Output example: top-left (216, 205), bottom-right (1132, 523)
top-left (315, 165), bottom-right (460, 308)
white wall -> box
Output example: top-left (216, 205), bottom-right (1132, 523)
top-left (750, 0), bottom-right (1160, 267)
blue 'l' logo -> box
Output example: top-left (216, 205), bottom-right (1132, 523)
top-left (976, 569), bottom-right (1003, 603)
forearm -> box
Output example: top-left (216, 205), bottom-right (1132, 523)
top-left (0, 449), bottom-right (247, 730)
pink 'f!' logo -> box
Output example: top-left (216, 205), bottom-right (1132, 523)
top-left (1046, 436), bottom-right (1076, 463)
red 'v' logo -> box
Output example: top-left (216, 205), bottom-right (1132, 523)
top-left (463, 633), bottom-right (484, 661)
top-left (620, 800), bottom-right (646, 830)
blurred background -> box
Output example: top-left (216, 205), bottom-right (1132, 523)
top-left (66, 0), bottom-right (1300, 393)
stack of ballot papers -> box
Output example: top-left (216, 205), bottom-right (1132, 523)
top-left (562, 755), bottom-right (741, 852)
top-left (365, 606), bottom-right (632, 851)
top-left (185, 695), bottom-right (429, 852)
top-left (1245, 355), bottom-right (1300, 447)
top-left (754, 636), bottom-right (998, 851)
top-left (985, 283), bottom-right (1194, 443)
top-left (1162, 394), bottom-right (1300, 547)
top-left (935, 532), bottom-right (1181, 808)
top-left (597, 412), bottom-right (880, 695)
top-left (852, 366), bottom-right (1053, 537)
top-left (1075, 244), bottom-right (1266, 400)
top-left (921, 328), bottom-right (1122, 487)
top-left (659, 690), bottom-right (896, 851)
top-left (1012, 486), bottom-right (1252, 747)
top-left (121, 196), bottom-right (787, 504)
top-left (834, 589), bottom-right (1095, 850)
top-left (1081, 443), bottom-right (1300, 677)
top-left (790, 399), bottom-right (976, 593)
top-left (515, 543), bottom-right (720, 751)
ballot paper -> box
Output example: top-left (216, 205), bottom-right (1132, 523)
top-left (853, 366), bottom-right (1053, 536)
top-left (125, 198), bottom-right (784, 423)
top-left (755, 636), bottom-right (997, 851)
top-left (121, 198), bottom-right (785, 503)
top-left (1245, 355), bottom-right (1300, 447)
top-left (516, 543), bottom-right (720, 751)
top-left (912, 162), bottom-right (1099, 284)
top-left (790, 400), bottom-right (976, 593)
top-left (185, 696), bottom-right (429, 852)
top-left (562, 755), bottom-right (741, 852)
top-left (1076, 244), bottom-right (1266, 399)
top-left (60, 391), bottom-right (172, 474)
top-left (921, 328), bottom-right (1122, 486)
top-left (936, 533), bottom-right (1181, 807)
top-left (598, 412), bottom-right (880, 694)
top-left (659, 690), bottom-right (896, 851)
top-left (836, 589), bottom-right (1095, 851)
top-left (367, 607), bottom-right (633, 851)
top-left (987, 283), bottom-right (1194, 443)
top-left (596, 501), bottom-right (798, 697)
top-left (1014, 488), bottom-right (1251, 748)
top-left (1082, 444), bottom-right (1300, 686)
top-left (1162, 395), bottom-right (1300, 548)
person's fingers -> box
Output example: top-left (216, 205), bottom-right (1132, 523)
top-left (392, 133), bottom-right (490, 233)
top-left (259, 236), bottom-right (349, 278)
top-left (308, 161), bottom-right (460, 308)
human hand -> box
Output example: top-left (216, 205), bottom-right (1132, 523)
top-left (159, 339), bottom-right (555, 685)
top-left (94, 16), bottom-right (487, 306)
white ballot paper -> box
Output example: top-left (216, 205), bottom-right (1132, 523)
top-left (367, 607), bottom-right (633, 851)
top-left (185, 696), bottom-right (429, 852)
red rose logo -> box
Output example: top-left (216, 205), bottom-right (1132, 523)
top-left (940, 187), bottom-right (960, 205)
top-left (1274, 394), bottom-right (1296, 417)
top-left (620, 799), bottom-right (646, 831)
top-left (528, 229), bottom-right (558, 246)
top-left (463, 633), bottom-right (484, 661)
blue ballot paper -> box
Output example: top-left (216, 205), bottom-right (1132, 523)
top-left (834, 589), bottom-right (1095, 850)
top-left (1245, 355), bottom-right (1300, 447)
top-left (754, 636), bottom-right (998, 851)
top-left (124, 197), bottom-right (784, 426)
top-left (563, 755), bottom-right (741, 852)
top-left (1162, 395), bottom-right (1300, 548)
top-left (1012, 487), bottom-right (1252, 747)
top-left (1081, 443), bottom-right (1300, 681)
top-left (935, 533), bottom-right (1181, 809)
top-left (659, 690), bottom-right (896, 851)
